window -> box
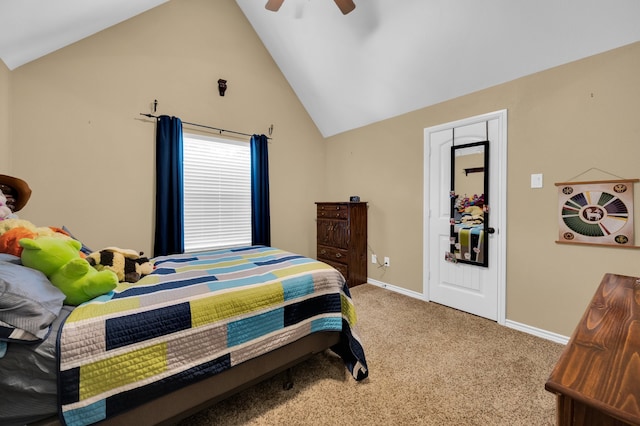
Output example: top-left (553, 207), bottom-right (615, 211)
top-left (183, 133), bottom-right (251, 252)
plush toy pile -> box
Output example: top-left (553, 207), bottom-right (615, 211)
top-left (0, 217), bottom-right (155, 305)
top-left (454, 193), bottom-right (485, 212)
top-left (0, 218), bottom-right (75, 257)
top-left (0, 176), bottom-right (155, 306)
top-left (459, 205), bottom-right (485, 225)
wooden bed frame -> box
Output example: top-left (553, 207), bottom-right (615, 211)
top-left (30, 331), bottom-right (341, 426)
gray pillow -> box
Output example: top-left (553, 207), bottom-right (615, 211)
top-left (0, 253), bottom-right (21, 264)
top-left (0, 260), bottom-right (66, 343)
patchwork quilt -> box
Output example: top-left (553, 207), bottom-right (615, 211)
top-left (57, 246), bottom-right (368, 426)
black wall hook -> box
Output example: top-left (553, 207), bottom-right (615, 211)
top-left (218, 79), bottom-right (227, 96)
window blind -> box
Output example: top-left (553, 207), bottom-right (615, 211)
top-left (183, 134), bottom-right (251, 252)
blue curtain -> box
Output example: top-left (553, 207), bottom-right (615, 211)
top-left (154, 115), bottom-right (184, 257)
top-left (250, 134), bottom-right (271, 246)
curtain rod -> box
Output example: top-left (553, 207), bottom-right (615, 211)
top-left (139, 113), bottom-right (271, 139)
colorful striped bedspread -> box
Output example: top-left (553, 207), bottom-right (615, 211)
top-left (57, 245), bottom-right (368, 426)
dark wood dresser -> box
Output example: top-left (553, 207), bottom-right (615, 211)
top-left (545, 273), bottom-right (640, 426)
top-left (315, 202), bottom-right (367, 287)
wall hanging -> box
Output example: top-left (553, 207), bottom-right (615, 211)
top-left (556, 176), bottom-right (638, 247)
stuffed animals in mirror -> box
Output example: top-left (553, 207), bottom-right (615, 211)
top-left (453, 193), bottom-right (485, 224)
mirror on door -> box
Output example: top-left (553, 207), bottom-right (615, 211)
top-left (449, 141), bottom-right (489, 267)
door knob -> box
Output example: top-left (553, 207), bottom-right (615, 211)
top-left (487, 227), bottom-right (496, 234)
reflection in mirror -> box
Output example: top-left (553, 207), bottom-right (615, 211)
top-left (450, 141), bottom-right (489, 267)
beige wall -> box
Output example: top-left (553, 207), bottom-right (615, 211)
top-left (6, 0), bottom-right (640, 337)
top-left (0, 60), bottom-right (9, 171)
top-left (325, 41), bottom-right (640, 336)
top-left (8, 0), bottom-right (326, 258)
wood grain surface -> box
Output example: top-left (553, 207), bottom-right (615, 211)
top-left (546, 273), bottom-right (640, 425)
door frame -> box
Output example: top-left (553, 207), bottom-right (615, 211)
top-left (423, 109), bottom-right (508, 325)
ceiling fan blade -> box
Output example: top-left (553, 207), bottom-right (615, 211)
top-left (334, 0), bottom-right (356, 15)
top-left (265, 0), bottom-right (285, 12)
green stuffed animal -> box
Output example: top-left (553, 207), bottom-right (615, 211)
top-left (20, 237), bottom-right (118, 305)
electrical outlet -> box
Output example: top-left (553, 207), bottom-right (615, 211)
top-left (384, 257), bottom-right (390, 267)
top-left (371, 254), bottom-right (377, 264)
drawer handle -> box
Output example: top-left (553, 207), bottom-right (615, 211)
top-left (320, 249), bottom-right (327, 255)
top-left (335, 213), bottom-right (340, 217)
top-left (335, 253), bottom-right (342, 258)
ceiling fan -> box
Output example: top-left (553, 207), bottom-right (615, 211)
top-left (265, 0), bottom-right (356, 15)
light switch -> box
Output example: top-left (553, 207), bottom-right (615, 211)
top-left (531, 173), bottom-right (543, 189)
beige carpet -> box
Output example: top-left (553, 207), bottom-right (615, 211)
top-left (179, 284), bottom-right (565, 425)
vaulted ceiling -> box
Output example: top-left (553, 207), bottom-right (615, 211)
top-left (1, 0), bottom-right (639, 137)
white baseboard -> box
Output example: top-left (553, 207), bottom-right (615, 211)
top-left (366, 277), bottom-right (569, 345)
top-left (504, 320), bottom-right (569, 345)
top-left (366, 278), bottom-right (426, 300)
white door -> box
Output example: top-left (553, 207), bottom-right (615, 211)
top-left (424, 110), bottom-right (507, 322)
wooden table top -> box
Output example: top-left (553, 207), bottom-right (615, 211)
top-left (545, 273), bottom-right (640, 425)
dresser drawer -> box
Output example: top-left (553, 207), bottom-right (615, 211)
top-left (316, 219), bottom-right (349, 249)
top-left (317, 244), bottom-right (349, 265)
top-left (320, 259), bottom-right (349, 281)
top-left (317, 204), bottom-right (349, 219)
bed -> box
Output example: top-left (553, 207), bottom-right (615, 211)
top-left (0, 245), bottom-right (368, 426)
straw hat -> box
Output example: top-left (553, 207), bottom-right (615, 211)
top-left (0, 174), bottom-right (32, 212)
